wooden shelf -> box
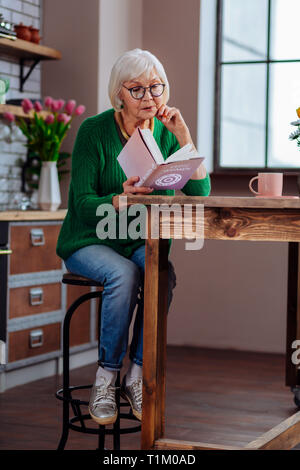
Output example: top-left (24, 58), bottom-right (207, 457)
top-left (0, 104), bottom-right (50, 119)
top-left (0, 37), bottom-right (61, 60)
top-left (0, 37), bottom-right (61, 91)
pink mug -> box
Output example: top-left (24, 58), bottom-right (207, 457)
top-left (249, 172), bottom-right (283, 197)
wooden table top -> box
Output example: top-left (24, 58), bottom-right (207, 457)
top-left (0, 209), bottom-right (67, 221)
top-left (126, 195), bottom-right (300, 209)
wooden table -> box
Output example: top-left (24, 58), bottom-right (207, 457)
top-left (126, 195), bottom-right (300, 451)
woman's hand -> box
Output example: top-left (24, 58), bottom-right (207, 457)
top-left (156, 104), bottom-right (191, 145)
top-left (156, 105), bottom-right (207, 180)
top-left (112, 176), bottom-right (153, 211)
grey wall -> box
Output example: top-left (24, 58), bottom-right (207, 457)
top-left (41, 0), bottom-right (100, 208)
top-left (142, 0), bottom-right (200, 142)
top-left (23, 0), bottom-right (290, 354)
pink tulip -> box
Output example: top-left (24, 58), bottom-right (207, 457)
top-left (57, 99), bottom-right (65, 110)
top-left (64, 99), bottom-right (76, 115)
top-left (34, 101), bottom-right (43, 112)
top-left (57, 113), bottom-right (71, 124)
top-left (51, 100), bottom-right (62, 113)
top-left (3, 112), bottom-right (15, 122)
top-left (45, 114), bottom-right (55, 125)
top-left (74, 105), bottom-right (86, 116)
top-left (21, 98), bottom-right (33, 114)
top-left (44, 96), bottom-right (53, 108)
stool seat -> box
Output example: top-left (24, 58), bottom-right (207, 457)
top-left (62, 272), bottom-right (104, 288)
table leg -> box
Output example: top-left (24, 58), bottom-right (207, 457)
top-left (141, 231), bottom-right (169, 450)
top-left (286, 242), bottom-right (300, 387)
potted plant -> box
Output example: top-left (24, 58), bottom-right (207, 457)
top-left (4, 97), bottom-right (85, 210)
top-left (289, 107), bottom-right (300, 147)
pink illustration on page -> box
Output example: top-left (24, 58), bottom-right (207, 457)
top-left (155, 174), bottom-right (182, 186)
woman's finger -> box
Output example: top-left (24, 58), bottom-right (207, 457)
top-left (157, 104), bottom-right (168, 119)
top-left (163, 108), bottom-right (177, 122)
top-left (124, 176), bottom-right (140, 186)
top-left (124, 185), bottom-right (153, 194)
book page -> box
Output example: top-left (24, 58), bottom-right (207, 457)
top-left (139, 128), bottom-right (164, 164)
top-left (117, 127), bottom-right (157, 185)
top-left (165, 143), bottom-right (202, 163)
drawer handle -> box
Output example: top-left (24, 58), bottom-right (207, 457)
top-left (29, 329), bottom-right (43, 348)
top-left (30, 228), bottom-right (45, 246)
top-left (29, 287), bottom-right (44, 306)
top-left (0, 249), bottom-right (12, 255)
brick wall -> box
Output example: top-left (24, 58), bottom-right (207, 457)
top-left (0, 0), bottom-right (42, 209)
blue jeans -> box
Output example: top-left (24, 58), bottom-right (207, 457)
top-left (64, 244), bottom-right (176, 371)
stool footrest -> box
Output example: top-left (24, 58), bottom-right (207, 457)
top-left (56, 384), bottom-right (141, 437)
top-left (69, 414), bottom-right (141, 435)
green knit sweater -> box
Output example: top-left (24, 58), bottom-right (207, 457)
top-left (56, 108), bottom-right (211, 261)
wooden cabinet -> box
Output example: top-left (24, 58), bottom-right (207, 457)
top-left (9, 282), bottom-right (62, 319)
top-left (0, 216), bottom-right (97, 389)
top-left (8, 323), bottom-right (61, 363)
top-left (9, 224), bottom-right (62, 274)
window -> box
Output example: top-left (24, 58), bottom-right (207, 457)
top-left (215, 0), bottom-right (300, 171)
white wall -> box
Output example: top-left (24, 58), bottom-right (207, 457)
top-left (142, 0), bottom-right (288, 354)
top-left (98, 0), bottom-right (143, 113)
top-left (42, 0), bottom-right (143, 207)
top-left (0, 0), bottom-right (42, 209)
top-left (40, 0), bottom-right (289, 354)
top-left (42, 0), bottom-right (100, 207)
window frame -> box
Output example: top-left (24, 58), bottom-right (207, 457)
top-left (214, 0), bottom-right (300, 174)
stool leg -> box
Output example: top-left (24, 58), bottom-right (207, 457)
top-left (113, 371), bottom-right (121, 450)
top-left (57, 305), bottom-right (72, 450)
top-left (96, 292), bottom-right (110, 451)
top-left (97, 425), bottom-right (106, 450)
top-left (57, 290), bottom-right (104, 450)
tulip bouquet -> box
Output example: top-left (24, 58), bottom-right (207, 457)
top-left (289, 107), bottom-right (300, 149)
top-left (4, 96), bottom-right (86, 162)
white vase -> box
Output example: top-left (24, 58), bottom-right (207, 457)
top-left (37, 161), bottom-right (61, 211)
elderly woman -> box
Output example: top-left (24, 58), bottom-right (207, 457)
top-left (56, 48), bottom-right (210, 425)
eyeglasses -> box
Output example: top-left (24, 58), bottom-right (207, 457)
top-left (122, 83), bottom-right (165, 100)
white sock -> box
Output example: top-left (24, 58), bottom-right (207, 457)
top-left (95, 365), bottom-right (117, 386)
top-left (126, 361), bottom-right (142, 386)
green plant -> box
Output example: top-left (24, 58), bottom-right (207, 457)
top-left (289, 107), bottom-right (300, 149)
top-left (4, 97), bottom-right (86, 162)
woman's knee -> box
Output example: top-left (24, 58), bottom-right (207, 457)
top-left (106, 260), bottom-right (141, 294)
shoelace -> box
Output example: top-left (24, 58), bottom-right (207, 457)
top-left (93, 384), bottom-right (119, 408)
top-left (130, 379), bottom-right (143, 409)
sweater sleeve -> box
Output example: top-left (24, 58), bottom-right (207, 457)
top-left (181, 173), bottom-right (211, 196)
top-left (168, 131), bottom-right (211, 197)
top-left (71, 120), bottom-right (118, 226)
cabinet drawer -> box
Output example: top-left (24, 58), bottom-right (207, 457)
top-left (9, 224), bottom-right (62, 274)
top-left (67, 284), bottom-right (91, 347)
top-left (9, 283), bottom-right (61, 319)
top-left (8, 323), bottom-right (61, 362)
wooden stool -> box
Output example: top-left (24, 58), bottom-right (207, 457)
top-left (56, 272), bottom-right (141, 450)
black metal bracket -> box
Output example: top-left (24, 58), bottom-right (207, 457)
top-left (19, 58), bottom-right (40, 92)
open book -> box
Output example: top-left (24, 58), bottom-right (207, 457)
top-left (117, 127), bottom-right (204, 190)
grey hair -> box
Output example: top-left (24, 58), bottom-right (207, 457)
top-left (108, 48), bottom-right (170, 111)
